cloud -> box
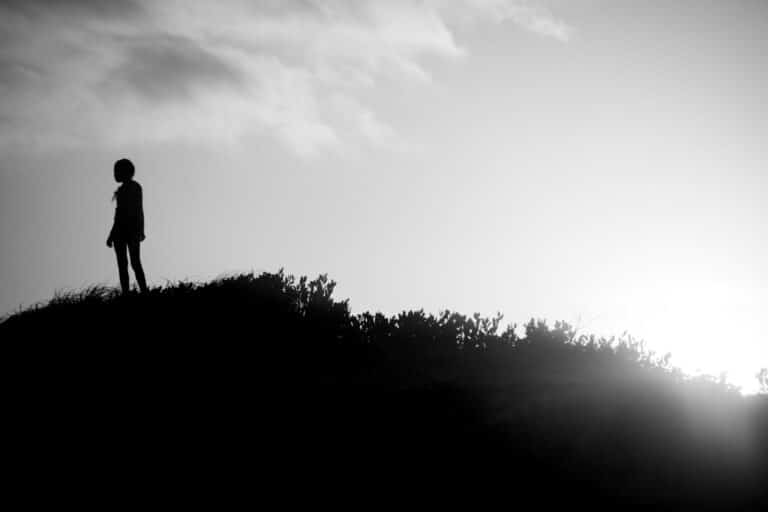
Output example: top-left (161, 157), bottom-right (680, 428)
top-left (0, 0), bottom-right (145, 20)
top-left (101, 35), bottom-right (247, 103)
top-left (504, 5), bottom-right (573, 41)
top-left (0, 0), bottom-right (572, 158)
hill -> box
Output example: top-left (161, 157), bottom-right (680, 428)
top-left (2, 270), bottom-right (767, 509)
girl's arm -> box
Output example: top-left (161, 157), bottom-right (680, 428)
top-left (138, 186), bottom-right (145, 241)
top-left (107, 206), bottom-right (117, 247)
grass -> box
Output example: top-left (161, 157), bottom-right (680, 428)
top-left (2, 269), bottom-right (766, 509)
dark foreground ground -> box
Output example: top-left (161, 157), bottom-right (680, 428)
top-left (2, 271), bottom-right (767, 509)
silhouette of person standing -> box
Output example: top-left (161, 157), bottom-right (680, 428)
top-left (107, 158), bottom-right (148, 294)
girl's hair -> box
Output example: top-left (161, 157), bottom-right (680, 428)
top-left (112, 158), bottom-right (135, 201)
top-left (114, 158), bottom-right (135, 180)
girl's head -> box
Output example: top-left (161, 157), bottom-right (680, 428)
top-left (114, 158), bottom-right (135, 183)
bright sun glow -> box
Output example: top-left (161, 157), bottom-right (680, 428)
top-left (592, 276), bottom-right (766, 395)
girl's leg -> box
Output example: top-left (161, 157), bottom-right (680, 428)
top-left (128, 241), bottom-right (148, 293)
top-left (114, 241), bottom-right (130, 294)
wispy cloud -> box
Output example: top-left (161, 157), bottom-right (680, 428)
top-left (0, 0), bottom-right (572, 157)
top-left (443, 0), bottom-right (573, 41)
top-left (101, 35), bottom-right (248, 103)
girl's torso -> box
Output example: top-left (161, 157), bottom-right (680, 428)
top-left (113, 180), bottom-right (143, 241)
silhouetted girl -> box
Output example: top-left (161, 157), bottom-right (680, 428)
top-left (107, 158), bottom-right (148, 294)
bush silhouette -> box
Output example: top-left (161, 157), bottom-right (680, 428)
top-left (2, 269), bottom-right (766, 508)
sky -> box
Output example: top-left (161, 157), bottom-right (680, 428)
top-left (1, 0), bottom-right (766, 392)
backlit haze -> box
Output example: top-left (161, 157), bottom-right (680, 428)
top-left (1, 1), bottom-right (766, 392)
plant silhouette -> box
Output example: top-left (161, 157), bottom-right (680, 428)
top-left (1, 270), bottom-right (766, 509)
